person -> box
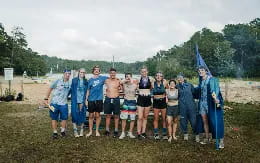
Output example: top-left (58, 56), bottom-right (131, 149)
top-left (44, 70), bottom-right (71, 139)
top-left (119, 73), bottom-right (138, 139)
top-left (166, 79), bottom-right (179, 142)
top-left (104, 68), bottom-right (122, 137)
top-left (176, 74), bottom-right (199, 142)
top-left (86, 66), bottom-right (108, 137)
top-left (196, 66), bottom-right (224, 148)
top-left (136, 67), bottom-right (153, 139)
top-left (152, 72), bottom-right (168, 140)
top-left (70, 68), bottom-right (88, 137)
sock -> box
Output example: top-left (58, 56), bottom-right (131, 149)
top-left (115, 128), bottom-right (118, 132)
top-left (154, 128), bottom-right (159, 134)
top-left (73, 123), bottom-right (77, 130)
top-left (106, 127), bottom-right (110, 131)
top-left (61, 128), bottom-right (65, 132)
top-left (53, 130), bottom-right (58, 133)
top-left (162, 128), bottom-right (167, 134)
top-left (80, 124), bottom-right (84, 130)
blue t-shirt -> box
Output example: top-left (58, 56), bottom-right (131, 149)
top-left (50, 79), bottom-right (71, 105)
top-left (77, 79), bottom-right (85, 103)
top-left (87, 75), bottom-right (108, 101)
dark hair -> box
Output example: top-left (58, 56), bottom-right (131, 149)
top-left (169, 79), bottom-right (176, 85)
top-left (125, 73), bottom-right (132, 78)
top-left (92, 65), bottom-right (100, 73)
top-left (109, 68), bottom-right (116, 72)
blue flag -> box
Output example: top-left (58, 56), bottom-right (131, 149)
top-left (195, 44), bottom-right (212, 77)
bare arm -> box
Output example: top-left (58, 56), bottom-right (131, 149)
top-left (44, 88), bottom-right (53, 105)
top-left (85, 89), bottom-right (89, 106)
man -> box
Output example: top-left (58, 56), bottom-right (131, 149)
top-left (197, 66), bottom-right (224, 148)
top-left (176, 74), bottom-right (199, 142)
top-left (86, 66), bottom-right (108, 137)
top-left (104, 68), bottom-right (122, 137)
top-left (119, 73), bottom-right (138, 139)
top-left (44, 70), bottom-right (71, 139)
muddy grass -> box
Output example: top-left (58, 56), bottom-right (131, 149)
top-left (0, 102), bottom-right (259, 162)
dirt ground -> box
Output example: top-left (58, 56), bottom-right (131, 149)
top-left (0, 76), bottom-right (259, 105)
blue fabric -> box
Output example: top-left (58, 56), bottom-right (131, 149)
top-left (199, 76), bottom-right (210, 114)
top-left (71, 77), bottom-right (88, 125)
top-left (49, 104), bottom-right (68, 120)
top-left (77, 79), bottom-right (85, 103)
top-left (176, 82), bottom-right (197, 134)
top-left (50, 79), bottom-right (71, 105)
top-left (196, 77), bottom-right (225, 139)
top-left (87, 75), bottom-right (108, 101)
top-left (196, 44), bottom-right (212, 77)
top-left (152, 82), bottom-right (166, 95)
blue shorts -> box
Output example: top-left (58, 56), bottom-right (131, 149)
top-left (49, 104), bottom-right (69, 120)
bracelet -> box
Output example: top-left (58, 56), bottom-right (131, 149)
top-left (44, 98), bottom-right (48, 100)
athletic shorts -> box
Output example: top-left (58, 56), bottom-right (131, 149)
top-left (167, 105), bottom-right (179, 117)
top-left (153, 97), bottom-right (167, 109)
top-left (104, 96), bottom-right (120, 115)
top-left (49, 103), bottom-right (68, 120)
top-left (88, 100), bottom-right (103, 113)
top-left (120, 99), bottom-right (137, 120)
top-left (137, 95), bottom-right (151, 107)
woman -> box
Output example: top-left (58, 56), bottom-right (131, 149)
top-left (136, 67), bottom-right (152, 139)
top-left (152, 72), bottom-right (168, 140)
top-left (71, 68), bottom-right (88, 137)
top-left (166, 79), bottom-right (179, 142)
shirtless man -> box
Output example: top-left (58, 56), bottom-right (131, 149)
top-left (104, 68), bottom-right (122, 137)
top-left (119, 73), bottom-right (138, 139)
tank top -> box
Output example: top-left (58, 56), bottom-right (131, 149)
top-left (167, 89), bottom-right (178, 100)
top-left (153, 82), bottom-right (166, 95)
top-left (139, 77), bottom-right (151, 89)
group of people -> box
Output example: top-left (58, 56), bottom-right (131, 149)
top-left (44, 65), bottom-right (225, 149)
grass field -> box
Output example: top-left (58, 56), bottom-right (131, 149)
top-left (0, 102), bottom-right (260, 162)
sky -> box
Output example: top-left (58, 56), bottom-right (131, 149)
top-left (0, 0), bottom-right (259, 63)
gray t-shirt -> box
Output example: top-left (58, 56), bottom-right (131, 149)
top-left (50, 79), bottom-right (71, 105)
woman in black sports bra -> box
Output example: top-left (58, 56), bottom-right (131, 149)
top-left (136, 67), bottom-right (152, 139)
top-left (152, 72), bottom-right (168, 140)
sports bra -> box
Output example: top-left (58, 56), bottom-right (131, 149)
top-left (139, 77), bottom-right (151, 89)
top-left (153, 82), bottom-right (166, 95)
top-left (167, 89), bottom-right (178, 100)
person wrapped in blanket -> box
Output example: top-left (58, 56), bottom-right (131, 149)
top-left (195, 66), bottom-right (224, 149)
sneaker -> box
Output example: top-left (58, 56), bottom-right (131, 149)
top-left (162, 134), bottom-right (168, 140)
top-left (200, 138), bottom-right (210, 145)
top-left (184, 134), bottom-right (188, 141)
top-left (52, 133), bottom-right (58, 139)
top-left (141, 133), bottom-right (147, 139)
top-left (119, 132), bottom-right (126, 139)
top-left (219, 139), bottom-right (224, 149)
top-left (79, 129), bottom-right (84, 137)
top-left (61, 131), bottom-right (66, 137)
top-left (113, 131), bottom-right (119, 138)
top-left (195, 135), bottom-right (200, 143)
top-left (74, 130), bottom-right (79, 138)
top-left (105, 130), bottom-right (110, 136)
top-left (127, 132), bottom-right (136, 139)
top-left (154, 134), bottom-right (160, 140)
top-left (137, 134), bottom-right (142, 140)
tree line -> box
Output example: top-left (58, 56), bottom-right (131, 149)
top-left (0, 18), bottom-right (259, 78)
top-left (145, 18), bottom-right (260, 78)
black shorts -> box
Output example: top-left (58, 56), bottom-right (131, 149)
top-left (104, 97), bottom-right (120, 115)
top-left (137, 95), bottom-right (152, 107)
top-left (88, 100), bottom-right (103, 113)
top-left (153, 97), bottom-right (167, 109)
top-left (167, 105), bottom-right (179, 117)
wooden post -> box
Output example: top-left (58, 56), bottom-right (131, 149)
top-left (8, 80), bottom-right (11, 94)
top-left (21, 79), bottom-right (24, 101)
top-left (0, 81), bottom-right (2, 97)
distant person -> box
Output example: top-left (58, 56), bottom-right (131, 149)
top-left (70, 68), bottom-right (88, 137)
top-left (166, 79), bottom-right (179, 142)
top-left (119, 73), bottom-right (138, 139)
top-left (86, 66), bottom-right (108, 137)
top-left (104, 68), bottom-right (122, 137)
top-left (176, 74), bottom-right (199, 142)
top-left (136, 67), bottom-right (153, 139)
top-left (196, 66), bottom-right (224, 148)
top-left (44, 70), bottom-right (71, 139)
top-left (152, 72), bottom-right (168, 140)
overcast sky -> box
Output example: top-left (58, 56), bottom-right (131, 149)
top-left (0, 0), bottom-right (259, 62)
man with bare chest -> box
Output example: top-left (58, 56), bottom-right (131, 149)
top-left (104, 68), bottom-right (122, 137)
